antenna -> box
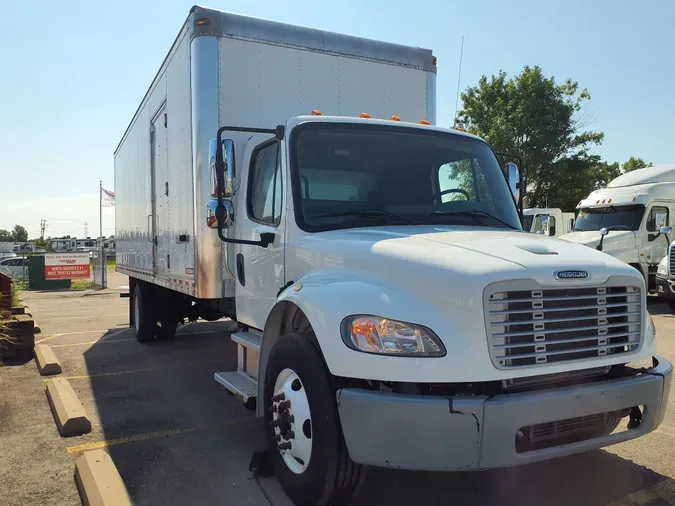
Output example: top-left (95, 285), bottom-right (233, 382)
top-left (84, 222), bottom-right (89, 238)
top-left (453, 35), bottom-right (465, 128)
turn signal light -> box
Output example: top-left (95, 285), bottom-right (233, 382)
top-left (390, 115), bottom-right (401, 121)
top-left (311, 109), bottom-right (322, 116)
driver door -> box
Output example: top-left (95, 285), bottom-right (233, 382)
top-left (643, 203), bottom-right (670, 265)
top-left (234, 135), bottom-right (287, 329)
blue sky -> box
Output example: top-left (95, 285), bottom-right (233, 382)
top-left (1, 0), bottom-right (673, 237)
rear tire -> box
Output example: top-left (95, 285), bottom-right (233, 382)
top-left (133, 283), bottom-right (157, 343)
top-left (264, 333), bottom-right (365, 506)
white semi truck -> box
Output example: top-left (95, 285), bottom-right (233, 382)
top-left (560, 165), bottom-right (675, 292)
top-left (115, 7), bottom-right (672, 505)
top-left (523, 208), bottom-right (575, 237)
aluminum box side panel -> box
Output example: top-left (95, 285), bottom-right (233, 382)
top-left (115, 21), bottom-right (195, 294)
top-left (166, 28), bottom-right (195, 282)
top-left (217, 37), bottom-right (430, 129)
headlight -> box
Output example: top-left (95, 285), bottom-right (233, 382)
top-left (657, 257), bottom-right (668, 277)
top-left (341, 316), bottom-right (445, 357)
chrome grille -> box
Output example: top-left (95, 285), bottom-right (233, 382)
top-left (486, 282), bottom-right (642, 368)
top-left (670, 243), bottom-right (675, 279)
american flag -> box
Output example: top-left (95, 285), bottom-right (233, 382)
top-left (101, 187), bottom-right (115, 207)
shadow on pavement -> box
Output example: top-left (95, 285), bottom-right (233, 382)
top-left (82, 321), bottom-right (673, 505)
top-left (356, 450), bottom-right (673, 506)
top-left (82, 321), bottom-right (275, 506)
top-left (647, 297), bottom-right (673, 316)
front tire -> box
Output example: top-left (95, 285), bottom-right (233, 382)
top-left (264, 333), bottom-right (365, 506)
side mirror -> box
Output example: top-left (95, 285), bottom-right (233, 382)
top-left (660, 226), bottom-right (672, 235)
top-left (597, 227), bottom-right (609, 251)
top-left (506, 162), bottom-right (520, 202)
top-left (210, 138), bottom-right (235, 197)
top-left (567, 218), bottom-right (575, 233)
top-left (656, 211), bottom-right (667, 230)
top-left (206, 199), bottom-right (233, 229)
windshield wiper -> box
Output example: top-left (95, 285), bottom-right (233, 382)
top-left (312, 209), bottom-right (414, 224)
top-left (431, 210), bottom-right (519, 230)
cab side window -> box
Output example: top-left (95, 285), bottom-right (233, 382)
top-left (646, 206), bottom-right (669, 232)
top-left (248, 142), bottom-right (282, 225)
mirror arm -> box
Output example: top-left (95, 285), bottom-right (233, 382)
top-left (596, 236), bottom-right (605, 251)
top-left (213, 125), bottom-right (284, 248)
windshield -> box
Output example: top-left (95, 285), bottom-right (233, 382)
top-left (290, 123), bottom-right (522, 232)
top-left (522, 215), bottom-right (534, 232)
top-left (573, 205), bottom-right (645, 232)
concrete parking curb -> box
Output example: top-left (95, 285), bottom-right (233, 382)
top-left (45, 378), bottom-right (91, 436)
top-left (35, 344), bottom-right (62, 375)
top-left (74, 450), bottom-right (133, 506)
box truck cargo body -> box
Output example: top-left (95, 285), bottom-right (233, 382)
top-left (115, 6), bottom-right (436, 302)
top-left (115, 7), bottom-right (671, 505)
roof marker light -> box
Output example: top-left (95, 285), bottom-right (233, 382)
top-left (360, 112), bottom-right (371, 118)
top-left (311, 109), bottom-right (322, 116)
top-left (390, 115), bottom-right (401, 121)
top-left (419, 120), bottom-right (431, 125)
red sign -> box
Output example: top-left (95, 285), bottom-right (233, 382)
top-left (45, 253), bottom-right (91, 280)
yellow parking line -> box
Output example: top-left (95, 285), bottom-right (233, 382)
top-left (38, 314), bottom-right (127, 322)
top-left (65, 418), bottom-right (249, 454)
top-left (36, 329), bottom-right (116, 344)
top-left (51, 338), bottom-right (134, 349)
top-left (605, 476), bottom-right (675, 505)
top-left (52, 357), bottom-right (226, 382)
top-left (47, 328), bottom-right (223, 349)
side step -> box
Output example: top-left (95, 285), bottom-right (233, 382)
top-left (214, 371), bottom-right (257, 402)
top-left (214, 329), bottom-right (261, 403)
top-left (231, 330), bottom-right (261, 352)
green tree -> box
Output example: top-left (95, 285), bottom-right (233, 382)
top-left (31, 238), bottom-right (49, 249)
top-left (11, 225), bottom-right (28, 242)
top-left (622, 157), bottom-right (652, 173)
top-left (0, 229), bottom-right (11, 241)
top-left (544, 157), bottom-right (621, 210)
top-left (456, 66), bottom-right (604, 208)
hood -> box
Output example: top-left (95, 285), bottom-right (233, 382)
top-left (558, 230), bottom-right (637, 254)
top-left (293, 225), bottom-right (638, 288)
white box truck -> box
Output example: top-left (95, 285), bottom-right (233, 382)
top-left (559, 165), bottom-right (675, 291)
top-left (115, 7), bottom-right (672, 504)
top-left (523, 207), bottom-right (575, 237)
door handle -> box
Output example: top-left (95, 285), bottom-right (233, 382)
top-left (147, 215), bottom-right (154, 243)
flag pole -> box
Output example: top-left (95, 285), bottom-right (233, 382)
top-left (100, 180), bottom-right (105, 288)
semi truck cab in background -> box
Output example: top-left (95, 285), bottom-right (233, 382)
top-left (523, 207), bottom-right (575, 237)
top-left (114, 7), bottom-right (672, 505)
top-left (560, 165), bottom-right (675, 292)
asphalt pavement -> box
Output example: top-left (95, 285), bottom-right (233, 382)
top-left (0, 270), bottom-right (673, 505)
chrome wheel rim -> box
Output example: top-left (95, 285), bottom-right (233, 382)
top-left (271, 368), bottom-right (312, 474)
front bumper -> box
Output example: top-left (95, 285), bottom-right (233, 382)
top-left (336, 356), bottom-right (672, 471)
top-left (656, 275), bottom-right (675, 301)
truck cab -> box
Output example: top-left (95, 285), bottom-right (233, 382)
top-left (523, 207), bottom-right (575, 237)
top-left (559, 165), bottom-right (675, 291)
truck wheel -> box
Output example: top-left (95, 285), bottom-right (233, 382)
top-left (133, 283), bottom-right (157, 343)
top-left (264, 333), bottom-right (365, 506)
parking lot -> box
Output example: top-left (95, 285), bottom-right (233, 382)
top-left (1, 271), bottom-right (674, 506)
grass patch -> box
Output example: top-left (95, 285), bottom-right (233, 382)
top-left (11, 280), bottom-right (25, 307)
top-left (70, 279), bottom-right (96, 291)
